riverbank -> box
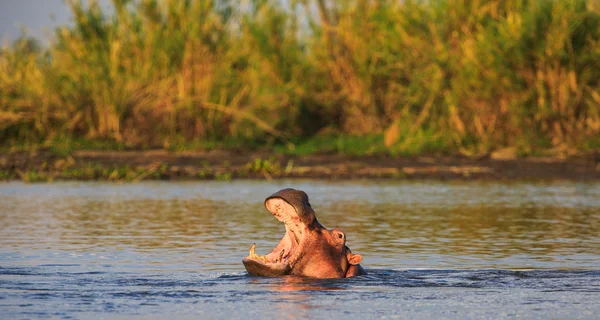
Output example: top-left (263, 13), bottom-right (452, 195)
top-left (1, 148), bottom-right (599, 182)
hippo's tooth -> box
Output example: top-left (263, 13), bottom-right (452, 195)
top-left (249, 243), bottom-right (269, 263)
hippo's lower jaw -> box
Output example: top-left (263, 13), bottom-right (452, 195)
top-left (242, 258), bottom-right (291, 277)
top-left (242, 251), bottom-right (293, 277)
top-left (242, 243), bottom-right (294, 277)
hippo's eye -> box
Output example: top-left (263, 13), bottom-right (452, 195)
top-left (338, 233), bottom-right (343, 239)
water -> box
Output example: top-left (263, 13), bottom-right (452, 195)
top-left (1, 180), bottom-right (599, 319)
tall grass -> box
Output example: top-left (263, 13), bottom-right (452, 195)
top-left (1, 0), bottom-right (599, 155)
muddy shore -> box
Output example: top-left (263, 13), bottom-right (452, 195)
top-left (1, 149), bottom-right (599, 182)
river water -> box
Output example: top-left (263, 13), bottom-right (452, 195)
top-left (1, 181), bottom-right (599, 319)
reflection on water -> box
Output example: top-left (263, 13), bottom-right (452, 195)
top-left (1, 181), bottom-right (599, 270)
top-left (1, 181), bottom-right (599, 318)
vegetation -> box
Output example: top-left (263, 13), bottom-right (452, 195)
top-left (1, 0), bottom-right (599, 156)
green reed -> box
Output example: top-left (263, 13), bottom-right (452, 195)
top-left (1, 0), bottom-right (599, 156)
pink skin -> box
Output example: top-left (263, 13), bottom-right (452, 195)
top-left (242, 188), bottom-right (365, 278)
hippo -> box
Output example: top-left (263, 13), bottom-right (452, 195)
top-left (243, 188), bottom-right (366, 278)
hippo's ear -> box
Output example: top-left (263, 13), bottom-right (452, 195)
top-left (347, 253), bottom-right (363, 265)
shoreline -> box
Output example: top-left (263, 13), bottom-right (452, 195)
top-left (1, 149), bottom-right (599, 182)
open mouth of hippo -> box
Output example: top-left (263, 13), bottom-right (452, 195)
top-left (242, 195), bottom-right (307, 276)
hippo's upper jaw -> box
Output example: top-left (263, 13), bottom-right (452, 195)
top-left (243, 188), bottom-right (365, 279)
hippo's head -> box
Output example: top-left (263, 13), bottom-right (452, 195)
top-left (242, 188), bottom-right (365, 278)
